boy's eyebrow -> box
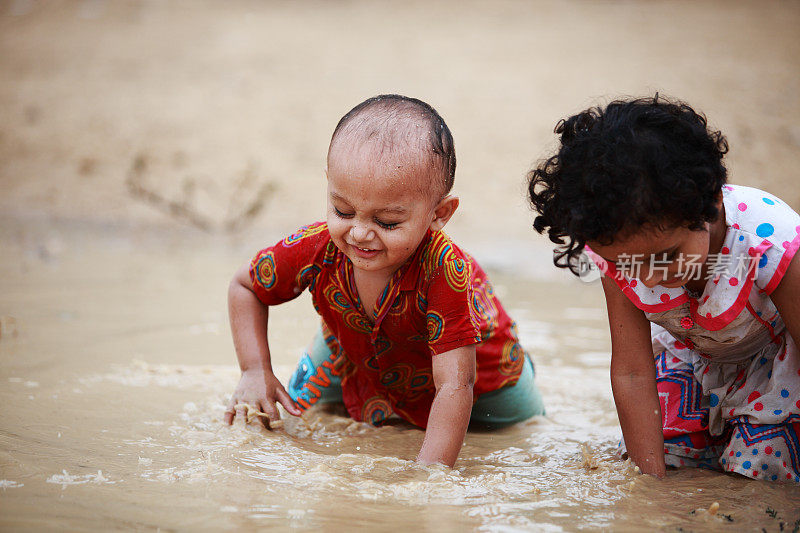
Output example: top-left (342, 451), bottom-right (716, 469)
top-left (376, 207), bottom-right (407, 214)
top-left (330, 192), bottom-right (407, 215)
top-left (329, 192), bottom-right (351, 204)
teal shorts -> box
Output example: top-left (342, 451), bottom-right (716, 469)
top-left (287, 327), bottom-right (545, 428)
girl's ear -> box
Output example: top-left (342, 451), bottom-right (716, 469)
top-left (429, 195), bottom-right (460, 232)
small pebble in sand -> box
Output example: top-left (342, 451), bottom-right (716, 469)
top-left (708, 502), bottom-right (719, 516)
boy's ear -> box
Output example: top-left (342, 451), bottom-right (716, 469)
top-left (429, 195), bottom-right (459, 232)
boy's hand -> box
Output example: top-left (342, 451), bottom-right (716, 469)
top-left (224, 368), bottom-right (302, 427)
top-left (417, 344), bottom-right (476, 467)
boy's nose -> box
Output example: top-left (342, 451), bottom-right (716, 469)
top-left (350, 224), bottom-right (374, 243)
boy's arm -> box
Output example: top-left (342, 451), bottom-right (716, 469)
top-left (769, 254), bottom-right (800, 348)
top-left (417, 344), bottom-right (476, 467)
top-left (602, 276), bottom-right (666, 477)
top-left (225, 263), bottom-right (301, 426)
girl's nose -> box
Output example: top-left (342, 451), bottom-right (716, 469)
top-left (640, 267), bottom-right (668, 288)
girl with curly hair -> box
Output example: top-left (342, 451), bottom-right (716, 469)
top-left (528, 95), bottom-right (800, 482)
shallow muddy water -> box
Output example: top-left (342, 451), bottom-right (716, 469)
top-left (1, 220), bottom-right (798, 532)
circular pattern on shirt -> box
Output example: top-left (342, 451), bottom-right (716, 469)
top-left (365, 355), bottom-right (379, 371)
top-left (409, 370), bottom-right (432, 390)
top-left (372, 335), bottom-right (390, 356)
top-left (416, 291), bottom-right (427, 314)
top-left (471, 283), bottom-right (498, 339)
top-left (403, 370), bottom-right (434, 402)
top-left (756, 223), bottom-right (775, 238)
top-left (324, 285), bottom-right (352, 312)
top-left (361, 396), bottom-right (391, 426)
top-left (296, 264), bottom-right (321, 291)
top-left (444, 258), bottom-right (470, 292)
top-left (427, 311), bottom-right (444, 343)
top-left (499, 339), bottom-right (525, 376)
top-left (283, 223), bottom-right (327, 247)
top-left (379, 363), bottom-right (413, 389)
top-left (343, 311), bottom-right (372, 334)
top-left (388, 295), bottom-right (408, 316)
top-left (254, 251), bottom-right (277, 289)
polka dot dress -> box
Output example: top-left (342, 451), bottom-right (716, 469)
top-left (590, 185), bottom-right (800, 483)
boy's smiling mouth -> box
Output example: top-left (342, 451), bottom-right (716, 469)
top-left (350, 244), bottom-right (380, 258)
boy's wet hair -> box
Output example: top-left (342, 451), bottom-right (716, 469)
top-left (329, 94), bottom-right (456, 195)
top-left (528, 94), bottom-right (729, 274)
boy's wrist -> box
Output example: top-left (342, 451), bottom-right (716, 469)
top-left (241, 365), bottom-right (273, 377)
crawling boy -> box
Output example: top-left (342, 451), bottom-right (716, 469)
top-left (225, 95), bottom-right (543, 466)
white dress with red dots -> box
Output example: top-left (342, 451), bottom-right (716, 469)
top-left (589, 185), bottom-right (800, 483)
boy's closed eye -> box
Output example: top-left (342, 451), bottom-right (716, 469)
top-left (375, 219), bottom-right (400, 230)
top-left (333, 207), bottom-right (354, 219)
top-left (333, 206), bottom-right (401, 230)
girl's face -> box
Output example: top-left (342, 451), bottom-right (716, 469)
top-left (588, 222), bottom-right (719, 289)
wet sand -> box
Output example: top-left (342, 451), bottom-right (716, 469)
top-left (2, 1), bottom-right (800, 530)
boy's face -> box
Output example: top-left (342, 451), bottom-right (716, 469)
top-left (326, 143), bottom-right (443, 278)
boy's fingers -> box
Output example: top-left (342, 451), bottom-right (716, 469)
top-left (234, 404), bottom-right (247, 423)
top-left (260, 398), bottom-right (280, 422)
top-left (277, 389), bottom-right (302, 416)
top-left (256, 401), bottom-right (275, 428)
top-left (224, 398), bottom-right (237, 425)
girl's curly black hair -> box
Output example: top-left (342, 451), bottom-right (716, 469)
top-left (527, 94), bottom-right (729, 275)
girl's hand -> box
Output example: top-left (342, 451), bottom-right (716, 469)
top-left (602, 276), bottom-right (667, 478)
top-left (224, 368), bottom-right (301, 427)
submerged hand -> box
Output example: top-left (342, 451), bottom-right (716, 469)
top-left (224, 369), bottom-right (302, 428)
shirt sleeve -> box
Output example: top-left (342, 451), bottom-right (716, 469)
top-left (249, 222), bottom-right (328, 306)
top-left (424, 254), bottom-right (482, 355)
top-left (752, 196), bottom-right (800, 294)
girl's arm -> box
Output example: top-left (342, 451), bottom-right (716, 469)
top-left (601, 276), bottom-right (666, 477)
top-left (225, 263), bottom-right (301, 426)
top-left (769, 254), bottom-right (800, 348)
top-left (417, 344), bottom-right (476, 467)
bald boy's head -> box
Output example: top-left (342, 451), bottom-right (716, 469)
top-left (327, 95), bottom-right (456, 198)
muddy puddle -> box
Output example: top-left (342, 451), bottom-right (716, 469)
top-left (1, 220), bottom-right (798, 531)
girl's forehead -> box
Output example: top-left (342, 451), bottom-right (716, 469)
top-left (589, 225), bottom-right (686, 257)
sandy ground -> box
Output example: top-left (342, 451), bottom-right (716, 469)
top-left (1, 0), bottom-right (798, 246)
top-left (1, 0), bottom-right (800, 530)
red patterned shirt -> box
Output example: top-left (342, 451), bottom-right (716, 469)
top-left (250, 222), bottom-right (526, 428)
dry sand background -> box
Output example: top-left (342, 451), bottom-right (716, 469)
top-left (1, 0), bottom-right (799, 252)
